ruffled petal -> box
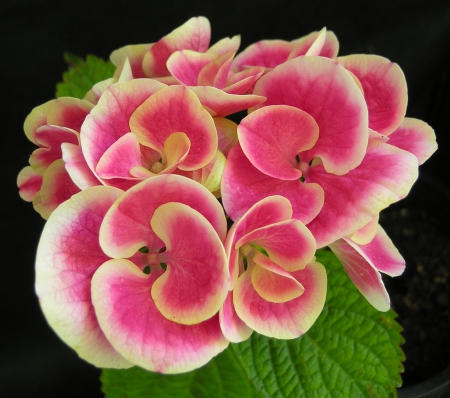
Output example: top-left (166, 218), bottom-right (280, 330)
top-left (61, 143), bottom-right (101, 189)
top-left (387, 117), bottom-right (437, 165)
top-left (338, 54), bottom-right (407, 136)
top-left (130, 85), bottom-right (217, 170)
top-left (251, 253), bottom-right (305, 303)
top-left (35, 186), bottom-right (131, 368)
top-left (33, 159), bottom-right (81, 219)
top-left (82, 79), bottom-right (165, 168)
top-left (96, 133), bottom-right (143, 179)
top-left (150, 202), bottom-right (228, 324)
top-left (188, 86), bottom-right (266, 117)
top-left (329, 231), bottom-right (398, 312)
top-left (348, 214), bottom-right (379, 245)
top-left (219, 291), bottom-right (253, 343)
top-left (214, 117), bottom-right (238, 157)
top-left (221, 145), bottom-right (324, 224)
top-left (288, 30), bottom-right (339, 59)
top-left (167, 50), bottom-right (216, 85)
top-left (110, 43), bottom-right (153, 78)
top-left (142, 17), bottom-right (211, 78)
top-left (17, 166), bottom-right (43, 202)
top-left (307, 141), bottom-right (419, 247)
top-left (238, 105), bottom-right (318, 180)
top-left (99, 174), bottom-right (227, 258)
top-left (46, 97), bottom-right (94, 132)
top-left (233, 260), bottom-right (327, 339)
top-left (232, 40), bottom-right (293, 71)
top-left (253, 56), bottom-right (368, 175)
top-left (29, 125), bottom-right (79, 175)
top-left (236, 219), bottom-right (316, 272)
top-left (91, 258), bottom-right (228, 373)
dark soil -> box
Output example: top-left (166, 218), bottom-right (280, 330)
top-left (380, 173), bottom-right (450, 387)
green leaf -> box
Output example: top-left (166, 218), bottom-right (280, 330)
top-left (101, 346), bottom-right (264, 398)
top-left (232, 248), bottom-right (405, 398)
top-left (55, 53), bottom-right (116, 99)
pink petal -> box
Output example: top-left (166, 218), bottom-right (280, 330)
top-left (207, 35), bottom-right (241, 55)
top-left (142, 17), bottom-right (211, 78)
top-left (150, 202), bottom-right (228, 324)
top-left (110, 43), bottom-right (153, 78)
top-left (233, 260), bottom-right (327, 339)
top-left (33, 159), bottom-right (81, 219)
top-left (224, 67), bottom-right (265, 95)
top-left (29, 125), bottom-right (79, 175)
top-left (188, 86), bottom-right (266, 117)
top-left (288, 30), bottom-right (339, 59)
top-left (17, 166), bottom-right (43, 202)
top-left (35, 186), bottom-right (131, 367)
top-left (387, 117), bottom-right (437, 165)
top-left (96, 133), bottom-right (143, 179)
top-left (91, 258), bottom-right (229, 373)
top-left (236, 219), bottom-right (316, 272)
top-left (329, 227), bottom-right (402, 312)
top-left (253, 56), bottom-right (368, 175)
top-left (99, 174), bottom-right (227, 259)
top-left (224, 195), bottom-right (297, 289)
top-left (24, 100), bottom-right (52, 144)
top-left (348, 224), bottom-right (405, 277)
top-left (338, 54), bottom-right (407, 135)
top-left (348, 214), bottom-right (379, 245)
top-left (238, 105), bottom-right (319, 180)
top-left (47, 97), bottom-right (94, 132)
top-left (167, 50), bottom-right (216, 85)
top-left (214, 117), bottom-right (238, 157)
top-left (219, 291), bottom-right (253, 343)
top-left (61, 143), bottom-right (101, 189)
top-left (251, 253), bottom-right (305, 303)
top-left (161, 132), bottom-right (191, 173)
top-left (306, 140), bottom-right (419, 247)
top-left (304, 27), bottom-right (327, 56)
top-left (81, 79), bottom-right (167, 185)
top-left (198, 51), bottom-right (234, 89)
top-left (221, 144), bottom-right (324, 223)
top-left (232, 40), bottom-right (293, 71)
top-left (129, 85), bottom-right (217, 171)
top-left (175, 149), bottom-right (225, 193)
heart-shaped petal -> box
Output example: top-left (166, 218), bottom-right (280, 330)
top-left (130, 85), bottom-right (217, 171)
top-left (100, 174), bottom-right (227, 259)
top-left (252, 56), bottom-right (369, 175)
top-left (238, 105), bottom-right (319, 180)
top-left (91, 258), bottom-right (228, 374)
top-left (150, 202), bottom-right (228, 325)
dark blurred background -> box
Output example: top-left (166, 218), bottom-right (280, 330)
top-left (1, 0), bottom-right (449, 397)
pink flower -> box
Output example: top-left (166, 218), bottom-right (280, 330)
top-left (222, 55), bottom-right (420, 247)
top-left (35, 174), bottom-right (230, 373)
top-left (80, 79), bottom-right (220, 191)
top-left (18, 97), bottom-right (99, 218)
top-left (219, 196), bottom-right (327, 341)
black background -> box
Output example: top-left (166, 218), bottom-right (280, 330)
top-left (1, 0), bottom-right (449, 397)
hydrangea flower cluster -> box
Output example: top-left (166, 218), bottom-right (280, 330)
top-left (18, 17), bottom-right (437, 374)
